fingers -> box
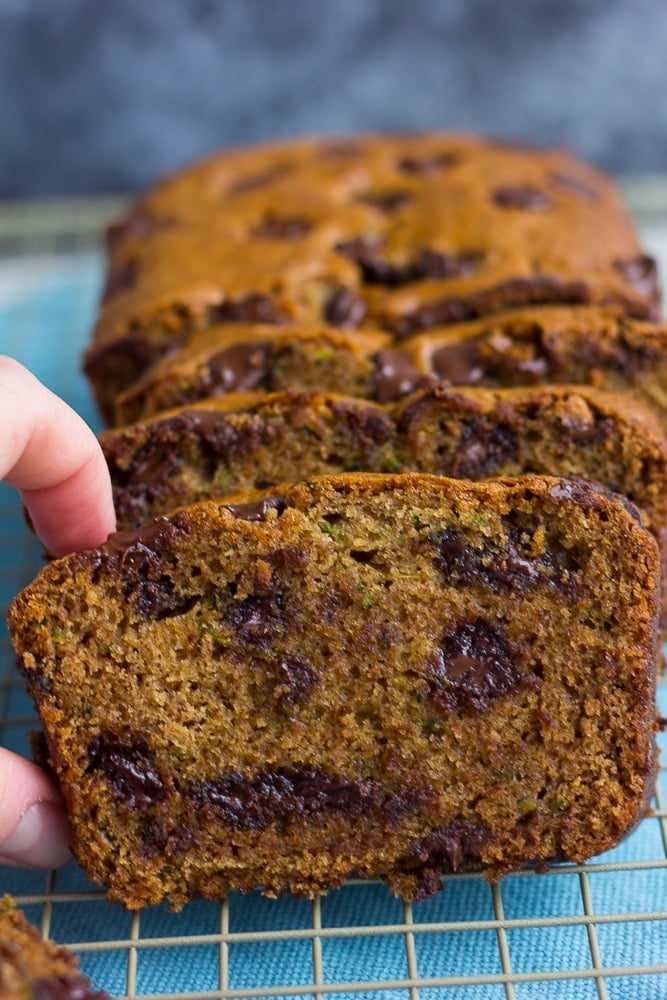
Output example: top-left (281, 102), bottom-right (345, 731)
top-left (0, 356), bottom-right (116, 555)
top-left (0, 747), bottom-right (71, 869)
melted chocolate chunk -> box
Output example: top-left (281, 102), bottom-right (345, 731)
top-left (357, 190), bottom-right (412, 213)
top-left (397, 152), bottom-right (459, 174)
top-left (111, 410), bottom-right (267, 495)
top-left (337, 239), bottom-right (479, 287)
top-left (582, 329), bottom-right (658, 376)
top-left (402, 818), bottom-right (491, 872)
top-left (33, 974), bottom-right (110, 1000)
top-left (549, 477), bottom-right (643, 525)
top-left (392, 276), bottom-right (593, 336)
top-left (492, 185), bottom-right (553, 210)
top-left (101, 258), bottom-right (138, 301)
top-left (397, 818), bottom-right (492, 899)
top-left (272, 653), bottom-right (319, 706)
top-left (553, 410), bottom-right (614, 445)
top-left (431, 620), bottom-right (530, 714)
top-left (200, 342), bottom-right (273, 396)
top-left (224, 593), bottom-right (286, 650)
top-left (103, 515), bottom-right (189, 567)
top-left (372, 349), bottom-right (424, 402)
top-left (433, 526), bottom-right (546, 592)
top-left (252, 215), bottom-right (313, 240)
top-left (88, 735), bottom-right (166, 809)
top-left (83, 333), bottom-right (167, 412)
top-left (221, 495), bottom-right (287, 521)
top-left (105, 211), bottom-right (176, 251)
top-left (430, 340), bottom-right (485, 384)
top-left (140, 813), bottom-right (200, 859)
top-left (208, 293), bottom-right (290, 325)
top-left (189, 766), bottom-right (424, 831)
top-left (331, 401), bottom-right (396, 463)
top-left (325, 287), bottom-right (367, 329)
top-left (190, 411), bottom-right (267, 457)
top-left (102, 514), bottom-right (200, 618)
top-left (613, 255), bottom-right (659, 301)
top-left (448, 418), bottom-right (518, 478)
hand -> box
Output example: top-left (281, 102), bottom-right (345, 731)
top-left (0, 356), bottom-right (116, 868)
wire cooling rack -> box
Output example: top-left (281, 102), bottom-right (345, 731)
top-left (0, 189), bottom-right (667, 1000)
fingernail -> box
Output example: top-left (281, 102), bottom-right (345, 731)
top-left (0, 802), bottom-right (71, 869)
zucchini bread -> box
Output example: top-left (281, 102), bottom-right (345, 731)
top-left (84, 133), bottom-right (659, 420)
top-left (8, 474), bottom-right (660, 909)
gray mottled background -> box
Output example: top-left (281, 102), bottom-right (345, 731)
top-left (1, 0), bottom-right (666, 198)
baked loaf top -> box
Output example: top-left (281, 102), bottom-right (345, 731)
top-left (8, 474), bottom-right (660, 908)
top-left (84, 133), bottom-right (658, 412)
top-left (0, 897), bottom-right (108, 998)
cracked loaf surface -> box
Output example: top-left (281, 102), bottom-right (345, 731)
top-left (8, 474), bottom-right (660, 910)
top-left (83, 133), bottom-right (659, 419)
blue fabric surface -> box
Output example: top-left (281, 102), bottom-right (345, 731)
top-left (0, 252), bottom-right (665, 998)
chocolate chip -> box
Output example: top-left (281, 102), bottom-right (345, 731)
top-left (139, 578), bottom-right (200, 620)
top-left (492, 185), bottom-right (553, 210)
top-left (356, 190), bottom-right (412, 213)
top-left (224, 593), bottom-right (286, 650)
top-left (372, 349), bottom-right (424, 402)
top-left (432, 526), bottom-right (543, 592)
top-left (397, 152), bottom-right (460, 174)
top-left (388, 298), bottom-right (477, 336)
top-left (101, 514), bottom-right (200, 618)
top-left (549, 477), bottom-right (643, 526)
top-left (430, 620), bottom-right (531, 714)
top-left (416, 249), bottom-right (480, 280)
top-left (391, 276), bottom-right (592, 337)
top-left (579, 328), bottom-right (658, 376)
top-left (337, 239), bottom-right (480, 287)
top-left (252, 216), bottom-right (313, 240)
top-left (105, 212), bottom-right (176, 251)
top-left (101, 258), bottom-right (138, 301)
top-left (103, 515), bottom-right (189, 569)
top-left (83, 334), bottom-right (168, 416)
top-left (448, 419), bottom-right (518, 478)
top-left (221, 495), bottom-right (287, 521)
top-left (208, 293), bottom-right (290, 325)
top-left (400, 817), bottom-right (492, 873)
top-left (87, 735), bottom-right (167, 810)
top-left (613, 255), bottom-right (659, 300)
top-left (331, 401), bottom-right (396, 462)
top-left (325, 287), bottom-right (367, 328)
top-left (272, 654), bottom-right (319, 706)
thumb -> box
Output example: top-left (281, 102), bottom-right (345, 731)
top-left (0, 747), bottom-right (71, 869)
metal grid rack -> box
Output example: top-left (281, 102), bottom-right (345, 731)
top-left (0, 191), bottom-right (666, 999)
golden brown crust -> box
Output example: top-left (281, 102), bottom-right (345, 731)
top-left (84, 133), bottom-right (658, 416)
top-left (8, 475), bottom-right (660, 909)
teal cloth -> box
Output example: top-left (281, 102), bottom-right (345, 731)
top-left (0, 254), bottom-right (665, 999)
